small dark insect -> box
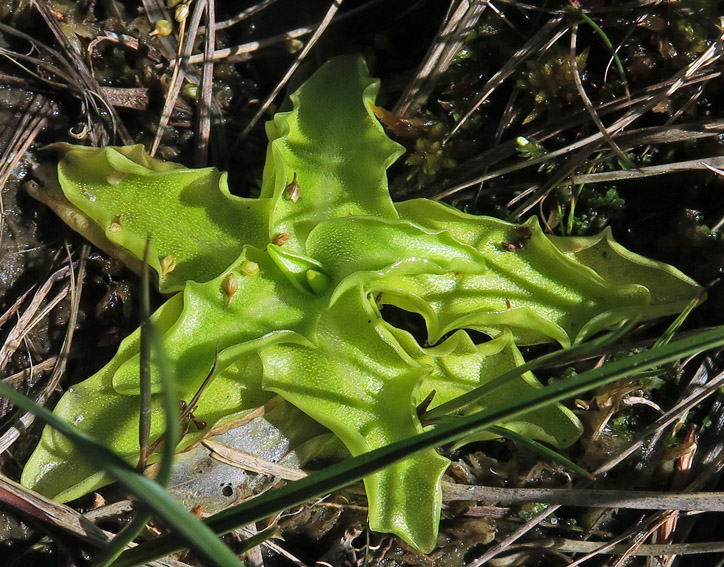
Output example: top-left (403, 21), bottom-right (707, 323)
top-left (94, 281), bottom-right (133, 319)
top-left (505, 298), bottom-right (512, 309)
top-left (272, 232), bottom-right (291, 246)
top-left (502, 226), bottom-right (532, 252)
top-left (516, 226), bottom-right (532, 247)
top-left (89, 252), bottom-right (134, 320)
top-left (371, 104), bottom-right (432, 138)
top-left (89, 252), bottom-right (125, 277)
top-left (178, 400), bottom-right (207, 430)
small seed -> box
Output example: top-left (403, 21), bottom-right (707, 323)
top-left (284, 172), bottom-right (301, 202)
top-left (285, 38), bottom-right (304, 54)
top-left (223, 273), bottom-right (238, 308)
top-left (151, 19), bottom-right (173, 36)
top-left (160, 255), bottom-right (177, 277)
top-left (108, 215), bottom-right (123, 232)
top-left (239, 260), bottom-right (259, 277)
top-left (175, 2), bottom-right (189, 23)
top-left (182, 82), bottom-right (198, 99)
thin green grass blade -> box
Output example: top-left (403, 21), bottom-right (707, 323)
top-left (654, 289), bottom-right (707, 349)
top-left (91, 240), bottom-right (153, 567)
top-left (486, 425), bottom-right (594, 480)
top-left (113, 325), bottom-right (724, 567)
top-left (567, 6), bottom-right (631, 98)
top-left (91, 239), bottom-right (183, 567)
top-left (91, 514), bottom-right (149, 567)
top-left (0, 384), bottom-right (241, 567)
top-left (423, 320), bottom-right (636, 423)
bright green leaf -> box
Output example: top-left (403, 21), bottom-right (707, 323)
top-left (391, 199), bottom-right (701, 345)
top-left (55, 144), bottom-right (270, 292)
top-left (22, 54), bottom-right (703, 553)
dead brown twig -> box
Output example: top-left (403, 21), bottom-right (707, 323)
top-left (32, 0), bottom-right (132, 145)
top-left (394, 0), bottom-right (488, 118)
top-left (0, 245), bottom-right (87, 455)
top-left (466, 355), bottom-right (724, 566)
top-left (232, 0), bottom-right (345, 148)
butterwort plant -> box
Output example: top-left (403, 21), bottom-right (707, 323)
top-left (22, 55), bottom-right (701, 552)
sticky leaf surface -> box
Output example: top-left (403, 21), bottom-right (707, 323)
top-left (22, 55), bottom-right (702, 553)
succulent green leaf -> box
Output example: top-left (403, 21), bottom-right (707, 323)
top-left (548, 227), bottom-right (702, 311)
top-left (22, 55), bottom-right (703, 553)
top-left (260, 286), bottom-right (449, 552)
top-left (55, 144), bottom-right (270, 292)
top-left (307, 216), bottom-right (487, 279)
top-left (261, 55), bottom-right (404, 251)
top-left (111, 246), bottom-right (321, 396)
top-left (391, 328), bottom-right (582, 448)
top-left (391, 199), bottom-right (702, 346)
top-left (21, 296), bottom-right (272, 502)
top-left (266, 243), bottom-right (329, 296)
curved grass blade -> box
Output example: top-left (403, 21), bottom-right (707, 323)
top-left (0, 381), bottom-right (241, 567)
top-left (566, 5), bottom-right (630, 99)
top-left (113, 325), bottom-right (724, 567)
top-left (486, 425), bottom-right (594, 480)
top-left (654, 288), bottom-right (707, 349)
top-left (422, 320), bottom-right (637, 423)
top-left (138, 236), bottom-right (154, 472)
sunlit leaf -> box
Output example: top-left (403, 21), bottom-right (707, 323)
top-left (22, 55), bottom-right (702, 553)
